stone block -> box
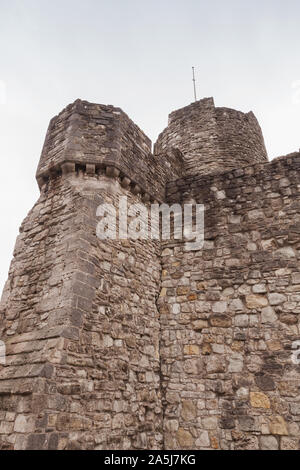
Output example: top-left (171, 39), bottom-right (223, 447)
top-left (250, 392), bottom-right (270, 409)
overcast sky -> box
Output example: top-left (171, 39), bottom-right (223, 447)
top-left (0, 0), bottom-right (300, 293)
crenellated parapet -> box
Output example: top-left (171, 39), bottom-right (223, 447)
top-left (36, 99), bottom-right (184, 202)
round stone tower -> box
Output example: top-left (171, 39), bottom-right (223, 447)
top-left (154, 97), bottom-right (268, 176)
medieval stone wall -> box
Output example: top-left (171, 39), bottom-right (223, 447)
top-left (0, 98), bottom-right (299, 450)
top-left (160, 152), bottom-right (300, 450)
top-left (0, 176), bottom-right (80, 449)
top-left (37, 100), bottom-right (183, 202)
top-left (0, 171), bottom-right (163, 450)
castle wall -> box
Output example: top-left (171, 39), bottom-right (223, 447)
top-left (159, 152), bottom-right (300, 450)
top-left (0, 171), bottom-right (163, 449)
top-left (155, 98), bottom-right (268, 177)
top-left (1, 98), bottom-right (187, 450)
top-left (37, 100), bottom-right (183, 202)
top-left (0, 176), bottom-right (80, 449)
top-left (67, 174), bottom-right (163, 450)
top-left (1, 98), bottom-right (299, 450)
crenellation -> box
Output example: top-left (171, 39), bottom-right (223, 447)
top-left (36, 99), bottom-right (183, 202)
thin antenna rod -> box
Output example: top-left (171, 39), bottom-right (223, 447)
top-left (192, 66), bottom-right (197, 102)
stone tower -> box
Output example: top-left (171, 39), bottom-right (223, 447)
top-left (155, 97), bottom-right (268, 175)
top-left (0, 98), bottom-right (300, 450)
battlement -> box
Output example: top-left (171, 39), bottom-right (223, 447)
top-left (36, 99), bottom-right (183, 202)
top-left (36, 97), bottom-right (268, 201)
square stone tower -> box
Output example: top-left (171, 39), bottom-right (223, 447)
top-left (0, 98), bottom-right (299, 450)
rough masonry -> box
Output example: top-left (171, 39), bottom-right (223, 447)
top-left (0, 97), bottom-right (299, 450)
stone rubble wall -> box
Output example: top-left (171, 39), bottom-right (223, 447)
top-left (0, 99), bottom-right (299, 450)
top-left (0, 171), bottom-right (163, 450)
top-left (37, 100), bottom-right (183, 202)
top-left (0, 176), bottom-right (80, 449)
top-left (159, 152), bottom-right (300, 450)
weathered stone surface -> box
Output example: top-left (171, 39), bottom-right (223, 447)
top-left (210, 315), bottom-right (231, 327)
top-left (261, 306), bottom-right (277, 323)
top-left (155, 97), bottom-right (267, 177)
top-left (250, 392), bottom-right (271, 409)
top-left (268, 293), bottom-right (287, 306)
top-left (1, 98), bottom-right (300, 451)
top-left (238, 416), bottom-right (256, 432)
top-left (176, 428), bottom-right (194, 448)
top-left (290, 404), bottom-right (300, 415)
top-left (195, 431), bottom-right (210, 448)
top-left (228, 354), bottom-right (244, 372)
top-left (212, 301), bottom-right (227, 313)
top-left (246, 295), bottom-right (268, 309)
top-left (255, 375), bottom-right (276, 391)
top-left (280, 437), bottom-right (299, 450)
top-left (220, 416), bottom-right (235, 429)
top-left (183, 345), bottom-right (199, 355)
top-left (260, 436), bottom-right (279, 450)
top-left (268, 416), bottom-right (288, 436)
top-left (234, 314), bottom-right (248, 327)
top-left (181, 400), bottom-right (197, 421)
top-left (14, 415), bottom-right (35, 433)
top-left (192, 320), bottom-right (208, 330)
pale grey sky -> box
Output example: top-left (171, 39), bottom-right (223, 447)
top-left (0, 0), bottom-right (300, 292)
